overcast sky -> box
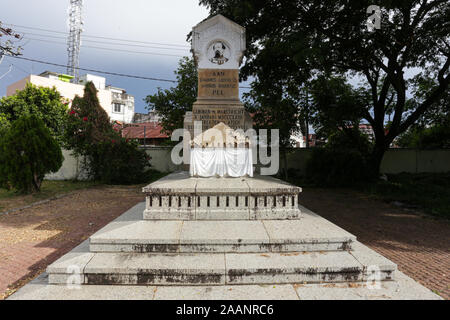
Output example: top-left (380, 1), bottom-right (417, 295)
top-left (0, 0), bottom-right (210, 113)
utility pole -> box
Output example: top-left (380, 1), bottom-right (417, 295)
top-left (67, 0), bottom-right (83, 82)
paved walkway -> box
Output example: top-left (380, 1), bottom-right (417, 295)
top-left (0, 186), bottom-right (144, 299)
top-left (299, 188), bottom-right (450, 300)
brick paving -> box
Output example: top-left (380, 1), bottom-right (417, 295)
top-left (0, 186), bottom-right (144, 299)
top-left (0, 185), bottom-right (448, 300)
top-left (299, 188), bottom-right (450, 300)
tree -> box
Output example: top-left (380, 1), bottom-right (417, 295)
top-left (199, 0), bottom-right (450, 176)
top-left (63, 82), bottom-right (151, 184)
top-left (0, 83), bottom-right (68, 144)
top-left (0, 114), bottom-right (63, 193)
top-left (145, 56), bottom-right (197, 134)
top-left (244, 81), bottom-right (302, 180)
top-left (309, 76), bottom-right (371, 141)
top-left (0, 22), bottom-right (22, 56)
top-left (63, 81), bottom-right (114, 155)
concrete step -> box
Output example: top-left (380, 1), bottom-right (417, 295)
top-left (89, 218), bottom-right (356, 253)
top-left (47, 242), bottom-right (396, 286)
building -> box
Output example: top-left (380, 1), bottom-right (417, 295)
top-left (121, 122), bottom-right (169, 146)
top-left (6, 71), bottom-right (135, 123)
top-left (133, 110), bottom-right (162, 123)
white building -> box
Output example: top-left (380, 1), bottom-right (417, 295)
top-left (7, 72), bottom-right (135, 124)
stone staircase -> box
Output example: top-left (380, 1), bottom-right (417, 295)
top-left (46, 173), bottom-right (397, 287)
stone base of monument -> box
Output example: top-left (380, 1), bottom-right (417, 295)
top-left (10, 198), bottom-right (440, 299)
top-left (42, 174), bottom-right (400, 288)
top-left (142, 172), bottom-right (303, 221)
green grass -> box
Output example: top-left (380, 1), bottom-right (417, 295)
top-left (362, 173), bottom-right (450, 219)
top-left (0, 170), bottom-right (169, 213)
top-left (0, 180), bottom-right (99, 212)
top-left (287, 171), bottom-right (450, 220)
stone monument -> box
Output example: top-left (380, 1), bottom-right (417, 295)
top-left (42, 15), bottom-right (398, 294)
top-left (184, 15), bottom-right (252, 149)
top-left (185, 14), bottom-right (252, 133)
top-left (184, 15), bottom-right (254, 177)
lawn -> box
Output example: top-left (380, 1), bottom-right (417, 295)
top-left (288, 172), bottom-right (450, 219)
top-left (363, 172), bottom-right (450, 219)
top-left (0, 180), bottom-right (99, 213)
top-left (0, 170), bottom-right (168, 214)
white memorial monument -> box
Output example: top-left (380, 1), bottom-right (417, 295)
top-left (39, 15), bottom-right (404, 300)
top-left (185, 14), bottom-right (254, 177)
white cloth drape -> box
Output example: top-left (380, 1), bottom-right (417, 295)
top-left (189, 148), bottom-right (253, 177)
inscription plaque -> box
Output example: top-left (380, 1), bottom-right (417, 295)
top-left (198, 69), bottom-right (239, 99)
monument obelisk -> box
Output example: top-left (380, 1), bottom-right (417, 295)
top-left (184, 14), bottom-right (252, 160)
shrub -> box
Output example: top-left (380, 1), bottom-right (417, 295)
top-left (63, 82), bottom-right (152, 184)
top-left (89, 138), bottom-right (151, 184)
top-left (0, 83), bottom-right (68, 145)
top-left (0, 114), bottom-right (63, 193)
top-left (305, 130), bottom-right (372, 187)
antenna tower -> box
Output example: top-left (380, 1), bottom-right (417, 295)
top-left (67, 0), bottom-right (83, 82)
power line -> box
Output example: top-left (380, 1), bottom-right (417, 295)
top-left (5, 55), bottom-right (253, 89)
top-left (5, 23), bottom-right (190, 48)
top-left (20, 32), bottom-right (190, 51)
top-left (7, 55), bottom-right (178, 83)
top-left (22, 37), bottom-right (186, 58)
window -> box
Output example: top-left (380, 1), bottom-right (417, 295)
top-left (113, 103), bottom-right (123, 113)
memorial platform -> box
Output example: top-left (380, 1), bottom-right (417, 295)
top-left (10, 200), bottom-right (440, 299)
top-left (142, 172), bottom-right (303, 220)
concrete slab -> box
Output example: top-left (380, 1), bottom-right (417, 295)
top-left (143, 171), bottom-right (197, 194)
top-left (180, 220), bottom-right (269, 244)
top-left (225, 251), bottom-right (363, 284)
top-left (195, 177), bottom-right (250, 194)
top-left (350, 241), bottom-right (397, 271)
top-left (262, 219), bottom-right (355, 244)
top-left (8, 271), bottom-right (441, 300)
top-left (349, 241), bottom-right (397, 281)
top-left (87, 217), bottom-right (353, 253)
top-left (90, 221), bottom-right (183, 245)
top-left (113, 202), bottom-right (145, 222)
top-left (244, 175), bottom-right (302, 195)
top-left (153, 284), bottom-right (299, 300)
top-left (294, 271), bottom-right (442, 300)
top-left (83, 252), bottom-right (226, 285)
top-left (46, 250), bottom-right (94, 285)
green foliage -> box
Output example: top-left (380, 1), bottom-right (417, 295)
top-left (0, 83), bottom-right (68, 144)
top-left (0, 113), bottom-right (9, 136)
top-left (63, 82), bottom-right (114, 154)
top-left (0, 114), bottom-right (63, 193)
top-left (63, 82), bottom-right (152, 184)
top-left (310, 76), bottom-right (370, 139)
top-left (398, 124), bottom-right (450, 149)
top-left (365, 173), bottom-right (450, 219)
top-left (305, 130), bottom-right (373, 187)
top-left (199, 0), bottom-right (450, 175)
top-left (89, 139), bottom-right (152, 185)
top-left (145, 57), bottom-right (197, 134)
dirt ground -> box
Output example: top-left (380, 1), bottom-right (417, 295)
top-left (0, 185), bottom-right (448, 300)
top-left (299, 188), bottom-right (450, 300)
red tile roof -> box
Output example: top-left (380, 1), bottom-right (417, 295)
top-left (121, 122), bottom-right (169, 139)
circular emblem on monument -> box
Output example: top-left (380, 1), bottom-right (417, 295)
top-left (207, 41), bottom-right (230, 65)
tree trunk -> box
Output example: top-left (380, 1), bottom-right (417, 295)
top-left (369, 143), bottom-right (387, 179)
top-left (32, 173), bottom-right (42, 192)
